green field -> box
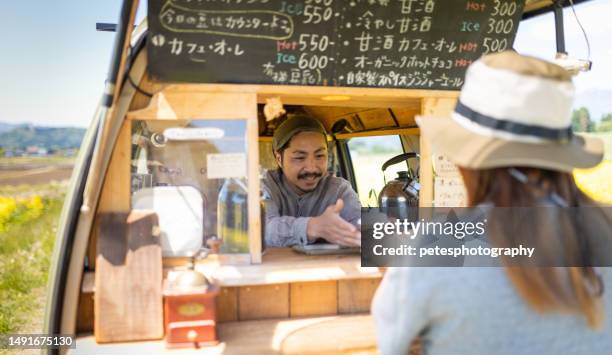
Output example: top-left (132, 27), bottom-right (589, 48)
top-left (0, 156), bottom-right (74, 187)
top-left (0, 184), bottom-right (65, 339)
top-left (0, 156), bottom-right (75, 167)
top-left (0, 156), bottom-right (71, 352)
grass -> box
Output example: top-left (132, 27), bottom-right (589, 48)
top-left (0, 156), bottom-right (75, 167)
top-left (0, 194), bottom-right (63, 335)
top-left (0, 181), bottom-right (68, 199)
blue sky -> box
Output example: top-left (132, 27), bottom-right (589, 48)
top-left (0, 1), bottom-right (609, 128)
top-left (0, 1), bottom-right (146, 128)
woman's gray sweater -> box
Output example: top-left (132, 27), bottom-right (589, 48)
top-left (372, 267), bottom-right (612, 355)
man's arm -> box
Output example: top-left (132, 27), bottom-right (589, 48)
top-left (306, 199), bottom-right (360, 247)
top-left (304, 179), bottom-right (362, 247)
top-left (264, 198), bottom-right (310, 247)
top-left (337, 180), bottom-right (362, 227)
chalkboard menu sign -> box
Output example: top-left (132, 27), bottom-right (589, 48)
top-left (148, 0), bottom-right (525, 90)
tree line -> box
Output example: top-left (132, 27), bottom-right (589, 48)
top-left (572, 107), bottom-right (612, 133)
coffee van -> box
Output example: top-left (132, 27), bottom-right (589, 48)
top-left (43, 1), bottom-right (596, 353)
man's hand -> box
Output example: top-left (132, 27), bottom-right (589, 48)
top-left (306, 199), bottom-right (361, 247)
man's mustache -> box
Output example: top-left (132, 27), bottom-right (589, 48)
top-left (298, 171), bottom-right (323, 180)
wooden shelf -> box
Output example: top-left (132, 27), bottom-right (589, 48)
top-left (73, 314), bottom-right (378, 354)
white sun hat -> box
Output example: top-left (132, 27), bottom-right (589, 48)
top-left (417, 51), bottom-right (603, 173)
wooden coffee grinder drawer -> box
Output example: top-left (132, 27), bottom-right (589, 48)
top-left (164, 277), bottom-right (220, 347)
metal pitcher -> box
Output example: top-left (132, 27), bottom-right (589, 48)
top-left (378, 153), bottom-right (420, 221)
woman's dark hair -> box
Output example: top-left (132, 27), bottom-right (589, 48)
top-left (459, 167), bottom-right (609, 329)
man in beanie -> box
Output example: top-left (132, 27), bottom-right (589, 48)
top-left (263, 114), bottom-right (361, 247)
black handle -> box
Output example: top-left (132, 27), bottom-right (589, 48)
top-left (381, 152), bottom-right (420, 172)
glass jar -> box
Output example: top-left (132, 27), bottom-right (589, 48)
top-left (217, 178), bottom-right (249, 253)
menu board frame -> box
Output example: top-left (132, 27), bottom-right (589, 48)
top-left (147, 0), bottom-right (525, 90)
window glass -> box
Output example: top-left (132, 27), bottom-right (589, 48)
top-left (514, 3), bottom-right (612, 204)
top-left (347, 135), bottom-right (408, 207)
top-left (130, 119), bottom-right (248, 247)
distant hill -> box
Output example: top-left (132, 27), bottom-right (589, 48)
top-left (0, 124), bottom-right (85, 150)
top-left (0, 122), bottom-right (15, 134)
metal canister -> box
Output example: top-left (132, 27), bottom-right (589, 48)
top-left (378, 152), bottom-right (420, 221)
top-left (379, 171), bottom-right (419, 221)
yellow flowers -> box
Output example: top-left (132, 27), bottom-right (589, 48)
top-left (0, 197), bottom-right (18, 233)
top-left (0, 195), bottom-right (45, 233)
top-left (574, 160), bottom-right (612, 205)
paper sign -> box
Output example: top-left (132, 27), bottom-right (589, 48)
top-left (164, 127), bottom-right (225, 140)
top-left (432, 154), bottom-right (460, 177)
top-left (434, 176), bottom-right (467, 207)
top-left (207, 153), bottom-right (247, 179)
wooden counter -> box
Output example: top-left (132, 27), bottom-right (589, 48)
top-left (78, 248), bottom-right (384, 331)
top-left (83, 248), bottom-right (382, 292)
top-left (193, 247), bottom-right (382, 287)
top-left (73, 314), bottom-right (379, 354)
